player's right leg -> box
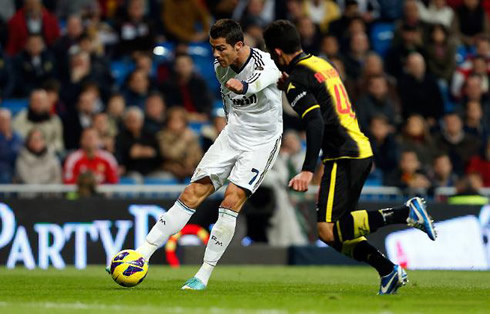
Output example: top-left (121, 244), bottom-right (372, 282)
top-left (105, 178), bottom-right (215, 274)
top-left (136, 178), bottom-right (215, 262)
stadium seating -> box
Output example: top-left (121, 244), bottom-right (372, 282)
top-left (143, 177), bottom-right (178, 185)
top-left (369, 22), bottom-right (395, 58)
top-left (110, 60), bottom-right (135, 87)
top-left (188, 42), bottom-right (220, 97)
top-left (0, 99), bottom-right (29, 116)
top-left (118, 176), bottom-right (138, 185)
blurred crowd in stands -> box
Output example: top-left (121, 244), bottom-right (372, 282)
top-left (0, 0), bottom-right (489, 198)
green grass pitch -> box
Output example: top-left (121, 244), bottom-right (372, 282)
top-left (0, 266), bottom-right (489, 313)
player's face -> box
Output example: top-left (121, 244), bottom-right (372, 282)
top-left (268, 48), bottom-right (287, 71)
top-left (210, 37), bottom-right (239, 68)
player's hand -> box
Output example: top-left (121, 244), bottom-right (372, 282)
top-left (225, 78), bottom-right (244, 94)
top-left (277, 72), bottom-right (289, 91)
top-left (288, 171), bottom-right (314, 192)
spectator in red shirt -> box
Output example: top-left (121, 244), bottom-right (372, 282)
top-left (6, 0), bottom-right (60, 56)
top-left (467, 139), bottom-right (490, 187)
top-left (64, 127), bottom-right (119, 184)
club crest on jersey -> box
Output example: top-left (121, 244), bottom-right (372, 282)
top-left (232, 94), bottom-right (257, 107)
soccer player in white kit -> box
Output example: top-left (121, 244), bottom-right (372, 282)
top-left (135, 19), bottom-right (283, 290)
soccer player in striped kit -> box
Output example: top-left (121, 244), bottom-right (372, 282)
top-left (136, 19), bottom-right (283, 290)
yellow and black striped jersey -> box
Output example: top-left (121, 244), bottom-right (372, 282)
top-left (286, 53), bottom-right (373, 161)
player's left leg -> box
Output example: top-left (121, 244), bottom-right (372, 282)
top-left (329, 198), bottom-right (436, 241)
top-left (182, 183), bottom-right (248, 290)
top-left (318, 222), bottom-right (406, 290)
top-left (317, 158), bottom-right (413, 294)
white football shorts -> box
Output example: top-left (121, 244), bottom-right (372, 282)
top-left (191, 130), bottom-right (282, 194)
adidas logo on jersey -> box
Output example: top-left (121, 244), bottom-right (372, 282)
top-left (232, 94), bottom-right (257, 107)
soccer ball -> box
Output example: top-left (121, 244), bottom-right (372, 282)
top-left (110, 249), bottom-right (148, 287)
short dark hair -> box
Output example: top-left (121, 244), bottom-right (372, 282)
top-left (263, 20), bottom-right (302, 54)
top-left (42, 79), bottom-right (61, 93)
top-left (174, 52), bottom-right (192, 60)
top-left (433, 152), bottom-right (450, 161)
top-left (147, 91), bottom-right (165, 102)
top-left (210, 19), bottom-right (244, 46)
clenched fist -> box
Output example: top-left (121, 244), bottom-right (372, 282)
top-left (225, 78), bottom-right (244, 94)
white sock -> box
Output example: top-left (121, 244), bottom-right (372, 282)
top-left (195, 207), bottom-right (237, 285)
top-left (136, 200), bottom-right (195, 261)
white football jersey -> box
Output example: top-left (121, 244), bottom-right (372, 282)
top-left (215, 48), bottom-right (283, 150)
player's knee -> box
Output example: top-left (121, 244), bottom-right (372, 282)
top-left (221, 187), bottom-right (247, 211)
top-left (317, 223), bottom-right (335, 244)
top-left (179, 186), bottom-right (199, 208)
top-left (180, 182), bottom-right (213, 208)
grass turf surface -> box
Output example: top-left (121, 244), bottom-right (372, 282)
top-left (0, 266), bottom-right (489, 313)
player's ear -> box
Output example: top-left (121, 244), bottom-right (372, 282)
top-left (235, 41), bottom-right (244, 51)
top-left (274, 48), bottom-right (282, 57)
